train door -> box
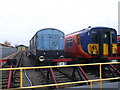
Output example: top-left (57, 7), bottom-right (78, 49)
top-left (99, 31), bottom-right (115, 57)
top-left (103, 32), bottom-right (112, 56)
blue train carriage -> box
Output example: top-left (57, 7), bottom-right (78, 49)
top-left (29, 28), bottom-right (68, 65)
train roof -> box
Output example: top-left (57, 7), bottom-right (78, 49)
top-left (30, 28), bottom-right (64, 42)
top-left (36, 28), bottom-right (64, 34)
top-left (66, 26), bottom-right (116, 36)
top-left (16, 45), bottom-right (27, 48)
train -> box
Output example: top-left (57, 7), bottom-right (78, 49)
top-left (117, 35), bottom-right (120, 56)
top-left (65, 26), bottom-right (118, 62)
top-left (29, 26), bottom-right (119, 66)
top-left (29, 28), bottom-right (66, 65)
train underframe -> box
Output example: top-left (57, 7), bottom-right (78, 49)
top-left (64, 55), bottom-right (120, 64)
top-left (29, 50), bottom-right (120, 66)
top-left (29, 50), bottom-right (73, 66)
top-left (29, 55), bottom-right (120, 66)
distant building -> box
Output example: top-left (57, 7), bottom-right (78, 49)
top-left (16, 45), bottom-right (28, 51)
top-left (0, 43), bottom-right (14, 48)
top-left (0, 43), bottom-right (17, 58)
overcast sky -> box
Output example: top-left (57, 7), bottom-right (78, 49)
top-left (0, 0), bottom-right (119, 46)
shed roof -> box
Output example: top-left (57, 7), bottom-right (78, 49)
top-left (16, 45), bottom-right (27, 47)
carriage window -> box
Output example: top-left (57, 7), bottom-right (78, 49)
top-left (103, 34), bottom-right (107, 43)
top-left (66, 38), bottom-right (73, 47)
top-left (91, 31), bottom-right (98, 43)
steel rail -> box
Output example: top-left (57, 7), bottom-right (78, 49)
top-left (109, 64), bottom-right (120, 74)
top-left (50, 68), bottom-right (58, 88)
top-left (7, 51), bottom-right (22, 89)
top-left (7, 66), bottom-right (13, 88)
top-left (78, 66), bottom-right (89, 80)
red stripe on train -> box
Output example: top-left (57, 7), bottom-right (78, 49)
top-left (52, 58), bottom-right (72, 62)
top-left (0, 59), bottom-right (7, 62)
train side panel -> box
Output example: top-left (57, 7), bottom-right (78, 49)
top-left (29, 36), bottom-right (37, 56)
top-left (65, 27), bottom-right (118, 62)
top-left (65, 34), bottom-right (78, 58)
top-left (65, 32), bottom-right (92, 59)
top-left (117, 35), bottom-right (120, 55)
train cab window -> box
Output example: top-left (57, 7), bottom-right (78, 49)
top-left (66, 38), bottom-right (73, 47)
top-left (91, 31), bottom-right (98, 43)
top-left (103, 32), bottom-right (116, 43)
top-left (118, 43), bottom-right (120, 46)
top-left (103, 34), bottom-right (107, 43)
top-left (112, 33), bottom-right (116, 43)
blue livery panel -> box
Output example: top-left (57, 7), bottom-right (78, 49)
top-left (36, 28), bottom-right (64, 50)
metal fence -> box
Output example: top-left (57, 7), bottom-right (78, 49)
top-left (0, 62), bottom-right (120, 89)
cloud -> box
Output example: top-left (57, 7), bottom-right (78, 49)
top-left (0, 0), bottom-right (119, 45)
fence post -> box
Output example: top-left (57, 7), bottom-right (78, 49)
top-left (100, 64), bottom-right (102, 90)
top-left (20, 69), bottom-right (23, 88)
top-left (90, 81), bottom-right (92, 90)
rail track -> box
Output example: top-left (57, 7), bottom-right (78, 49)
top-left (0, 51), bottom-right (119, 89)
top-left (0, 51), bottom-right (23, 89)
top-left (23, 67), bottom-right (120, 88)
top-left (20, 51), bottom-right (119, 89)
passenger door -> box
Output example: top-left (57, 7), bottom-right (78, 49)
top-left (99, 31), bottom-right (112, 57)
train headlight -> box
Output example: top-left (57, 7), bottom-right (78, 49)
top-left (39, 56), bottom-right (45, 62)
top-left (60, 55), bottom-right (64, 59)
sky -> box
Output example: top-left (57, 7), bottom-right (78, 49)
top-left (0, 0), bottom-right (119, 46)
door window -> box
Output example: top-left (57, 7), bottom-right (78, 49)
top-left (91, 31), bottom-right (98, 43)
